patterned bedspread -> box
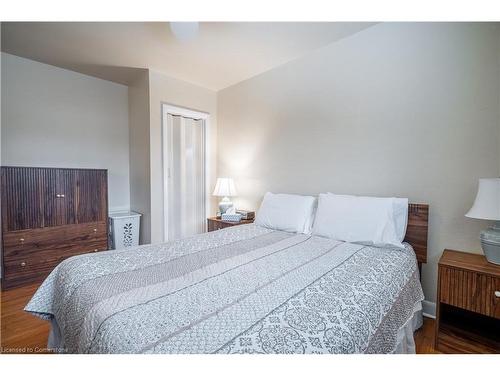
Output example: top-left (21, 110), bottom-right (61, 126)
top-left (25, 224), bottom-right (424, 354)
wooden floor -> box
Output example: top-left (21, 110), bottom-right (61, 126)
top-left (414, 315), bottom-right (442, 354)
top-left (1, 284), bottom-right (51, 353)
top-left (1, 283), bottom-right (442, 354)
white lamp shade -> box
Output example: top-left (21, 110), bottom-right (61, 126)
top-left (465, 178), bottom-right (500, 220)
top-left (212, 178), bottom-right (237, 197)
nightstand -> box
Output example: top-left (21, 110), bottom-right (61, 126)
top-left (207, 217), bottom-right (254, 232)
top-left (435, 249), bottom-right (500, 353)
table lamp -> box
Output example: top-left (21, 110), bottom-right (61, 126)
top-left (465, 178), bottom-right (500, 264)
top-left (213, 177), bottom-right (237, 216)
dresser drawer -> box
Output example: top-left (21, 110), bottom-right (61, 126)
top-left (439, 265), bottom-right (500, 319)
top-left (3, 221), bottom-right (107, 258)
top-left (3, 238), bottom-right (107, 287)
top-left (2, 222), bottom-right (108, 289)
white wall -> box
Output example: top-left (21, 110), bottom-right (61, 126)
top-left (127, 69), bottom-right (218, 244)
top-left (128, 70), bottom-right (151, 244)
top-left (1, 53), bottom-right (130, 212)
top-left (217, 23), bottom-right (500, 306)
top-left (148, 70), bottom-right (217, 244)
top-left (0, 53), bottom-right (218, 247)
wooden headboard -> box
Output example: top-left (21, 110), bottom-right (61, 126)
top-left (404, 203), bottom-right (429, 265)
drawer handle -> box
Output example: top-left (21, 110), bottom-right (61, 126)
top-left (495, 291), bottom-right (500, 298)
top-left (19, 238), bottom-right (25, 243)
top-left (56, 194), bottom-right (66, 198)
top-left (20, 261), bottom-right (26, 267)
top-left (93, 228), bottom-right (97, 232)
top-left (93, 249), bottom-right (99, 252)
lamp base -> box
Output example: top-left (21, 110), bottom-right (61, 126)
top-left (218, 197), bottom-right (233, 215)
top-left (480, 221), bottom-right (500, 265)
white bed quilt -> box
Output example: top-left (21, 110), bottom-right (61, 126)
top-left (25, 224), bottom-right (424, 354)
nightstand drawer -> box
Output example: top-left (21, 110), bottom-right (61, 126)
top-left (439, 265), bottom-right (500, 319)
top-left (208, 220), bottom-right (233, 231)
top-left (207, 217), bottom-right (254, 232)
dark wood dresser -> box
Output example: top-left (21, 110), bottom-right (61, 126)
top-left (1, 166), bottom-right (109, 289)
top-left (436, 249), bottom-right (500, 353)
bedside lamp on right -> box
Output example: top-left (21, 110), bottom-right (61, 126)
top-left (213, 177), bottom-right (237, 216)
top-left (465, 178), bottom-right (500, 265)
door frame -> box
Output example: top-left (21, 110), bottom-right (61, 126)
top-left (161, 103), bottom-right (211, 242)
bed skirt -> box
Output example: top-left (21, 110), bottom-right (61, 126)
top-left (47, 301), bottom-right (424, 354)
top-left (393, 301), bottom-right (423, 354)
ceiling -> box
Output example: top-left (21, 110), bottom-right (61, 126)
top-left (1, 22), bottom-right (375, 90)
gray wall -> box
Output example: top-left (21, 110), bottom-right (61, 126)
top-left (128, 70), bottom-right (151, 244)
top-left (148, 70), bottom-right (217, 244)
top-left (217, 23), bottom-right (500, 307)
top-left (1, 52), bottom-right (130, 212)
top-left (127, 69), bottom-right (218, 244)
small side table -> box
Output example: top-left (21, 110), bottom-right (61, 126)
top-left (435, 249), bottom-right (500, 353)
top-left (207, 217), bottom-right (254, 232)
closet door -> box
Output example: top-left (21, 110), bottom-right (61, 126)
top-left (75, 169), bottom-right (107, 224)
top-left (43, 169), bottom-right (77, 227)
top-left (1, 167), bottom-right (45, 232)
top-left (165, 114), bottom-right (206, 240)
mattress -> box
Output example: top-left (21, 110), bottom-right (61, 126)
top-left (25, 224), bottom-right (424, 354)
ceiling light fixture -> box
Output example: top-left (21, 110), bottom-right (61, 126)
top-left (169, 22), bottom-right (199, 41)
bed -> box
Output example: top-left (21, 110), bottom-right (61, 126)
top-left (25, 203), bottom-right (429, 354)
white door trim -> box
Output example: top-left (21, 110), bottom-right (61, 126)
top-left (161, 103), bottom-right (210, 242)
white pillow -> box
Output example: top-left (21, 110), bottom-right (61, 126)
top-left (312, 193), bottom-right (405, 248)
top-left (255, 192), bottom-right (316, 234)
top-left (392, 197), bottom-right (409, 242)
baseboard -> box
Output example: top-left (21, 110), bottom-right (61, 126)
top-left (422, 300), bottom-right (436, 319)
